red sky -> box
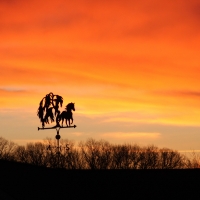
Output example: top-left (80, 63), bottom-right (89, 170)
top-left (0, 0), bottom-right (200, 151)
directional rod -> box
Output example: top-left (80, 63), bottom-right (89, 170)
top-left (38, 125), bottom-right (77, 131)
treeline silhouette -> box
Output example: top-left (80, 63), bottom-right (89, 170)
top-left (0, 136), bottom-right (199, 169)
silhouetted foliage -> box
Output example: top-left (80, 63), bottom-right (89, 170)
top-left (0, 136), bottom-right (199, 169)
top-left (79, 139), bottom-right (112, 169)
top-left (159, 148), bottom-right (185, 169)
top-left (37, 92), bottom-right (63, 128)
top-left (0, 137), bottom-right (17, 161)
top-left (184, 151), bottom-right (200, 168)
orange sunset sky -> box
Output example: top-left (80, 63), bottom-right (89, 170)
top-left (0, 0), bottom-right (200, 151)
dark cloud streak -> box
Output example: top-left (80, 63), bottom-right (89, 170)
top-left (153, 90), bottom-right (200, 98)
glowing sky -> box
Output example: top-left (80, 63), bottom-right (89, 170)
top-left (0, 0), bottom-right (200, 151)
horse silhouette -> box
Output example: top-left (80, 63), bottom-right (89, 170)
top-left (58, 102), bottom-right (75, 127)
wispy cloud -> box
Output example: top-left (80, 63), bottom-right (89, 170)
top-left (0, 87), bottom-right (28, 93)
top-left (102, 132), bottom-right (161, 139)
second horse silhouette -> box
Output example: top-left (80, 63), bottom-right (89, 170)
top-left (57, 102), bottom-right (75, 127)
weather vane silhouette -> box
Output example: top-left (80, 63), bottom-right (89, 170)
top-left (37, 92), bottom-right (76, 153)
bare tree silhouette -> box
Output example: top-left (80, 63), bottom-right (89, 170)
top-left (79, 139), bottom-right (112, 169)
top-left (1, 137), bottom-right (196, 169)
top-left (159, 148), bottom-right (187, 169)
top-left (0, 137), bottom-right (17, 161)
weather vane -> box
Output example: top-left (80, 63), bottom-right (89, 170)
top-left (37, 92), bottom-right (76, 153)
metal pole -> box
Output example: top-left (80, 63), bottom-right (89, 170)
top-left (55, 128), bottom-right (60, 167)
top-left (55, 128), bottom-right (61, 154)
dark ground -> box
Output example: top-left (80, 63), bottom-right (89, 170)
top-left (0, 160), bottom-right (199, 200)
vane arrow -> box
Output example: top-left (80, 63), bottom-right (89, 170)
top-left (38, 125), bottom-right (77, 131)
